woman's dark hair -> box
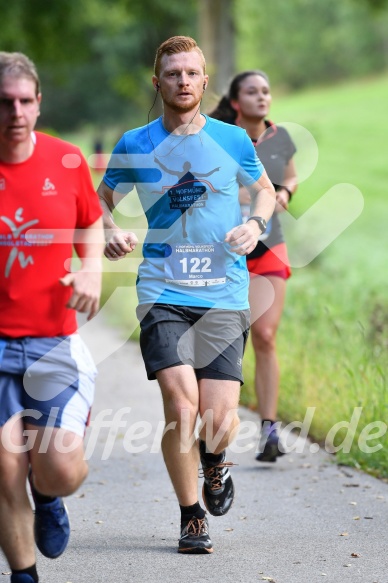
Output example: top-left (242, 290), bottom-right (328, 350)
top-left (209, 70), bottom-right (269, 123)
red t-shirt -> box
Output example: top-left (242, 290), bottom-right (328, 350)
top-left (0, 132), bottom-right (102, 337)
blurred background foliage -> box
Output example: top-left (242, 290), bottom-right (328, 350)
top-left (237, 0), bottom-right (388, 90)
top-left (1, 0), bottom-right (387, 131)
top-left (0, 0), bottom-right (197, 130)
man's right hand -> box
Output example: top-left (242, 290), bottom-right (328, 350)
top-left (104, 230), bottom-right (138, 260)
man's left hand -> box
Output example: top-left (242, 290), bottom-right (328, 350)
top-left (225, 221), bottom-right (262, 256)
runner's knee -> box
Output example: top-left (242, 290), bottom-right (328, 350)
top-left (32, 456), bottom-right (88, 496)
top-left (163, 396), bottom-right (198, 426)
top-left (200, 409), bottom-right (240, 444)
top-left (251, 323), bottom-right (277, 352)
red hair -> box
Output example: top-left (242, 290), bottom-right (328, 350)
top-left (154, 36), bottom-right (206, 77)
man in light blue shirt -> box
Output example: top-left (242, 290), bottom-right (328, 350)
top-left (98, 35), bottom-right (275, 554)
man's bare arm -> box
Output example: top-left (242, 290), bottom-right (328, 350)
top-left (60, 217), bottom-right (104, 320)
top-left (97, 181), bottom-right (138, 260)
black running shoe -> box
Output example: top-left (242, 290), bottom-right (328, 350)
top-left (200, 441), bottom-right (235, 517)
top-left (178, 515), bottom-right (213, 554)
top-left (256, 424), bottom-right (286, 462)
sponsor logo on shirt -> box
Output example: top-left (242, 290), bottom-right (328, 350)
top-left (41, 178), bottom-right (57, 196)
top-left (0, 208), bottom-right (40, 277)
top-left (0, 178), bottom-right (5, 191)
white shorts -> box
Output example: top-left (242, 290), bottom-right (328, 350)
top-left (0, 334), bottom-right (97, 437)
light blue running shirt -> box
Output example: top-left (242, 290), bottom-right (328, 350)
top-left (103, 115), bottom-right (264, 310)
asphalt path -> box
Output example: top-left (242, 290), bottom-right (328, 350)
top-left (1, 314), bottom-right (387, 583)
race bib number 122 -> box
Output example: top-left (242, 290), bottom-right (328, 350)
top-left (165, 243), bottom-right (226, 286)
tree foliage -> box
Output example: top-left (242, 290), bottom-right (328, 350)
top-left (0, 0), bottom-right (91, 63)
top-left (0, 0), bottom-right (387, 130)
top-left (0, 0), bottom-right (197, 130)
top-left (356, 0), bottom-right (388, 10)
top-left (235, 0), bottom-right (388, 92)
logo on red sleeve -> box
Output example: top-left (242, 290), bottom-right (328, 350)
top-left (41, 178), bottom-right (58, 196)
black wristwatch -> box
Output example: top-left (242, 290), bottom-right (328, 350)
top-left (247, 216), bottom-right (267, 234)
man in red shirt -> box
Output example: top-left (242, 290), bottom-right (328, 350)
top-left (0, 52), bottom-right (104, 583)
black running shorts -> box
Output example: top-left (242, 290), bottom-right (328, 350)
top-left (136, 304), bottom-right (250, 383)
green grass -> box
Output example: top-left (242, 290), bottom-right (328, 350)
top-left (68, 74), bottom-right (388, 479)
top-left (242, 75), bottom-right (388, 478)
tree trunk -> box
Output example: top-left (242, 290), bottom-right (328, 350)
top-left (198, 0), bottom-right (236, 99)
